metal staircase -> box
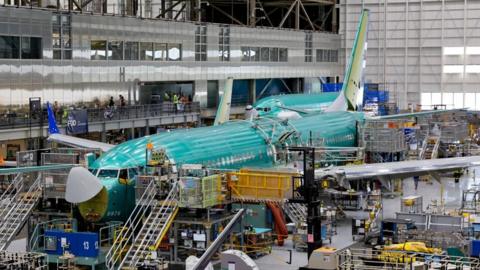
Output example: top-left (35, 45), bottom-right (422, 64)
top-left (420, 136), bottom-right (440, 160)
top-left (0, 173), bottom-right (42, 250)
top-left (284, 202), bottom-right (307, 224)
top-left (106, 181), bottom-right (179, 269)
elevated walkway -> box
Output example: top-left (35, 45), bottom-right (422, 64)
top-left (0, 103), bottom-right (200, 141)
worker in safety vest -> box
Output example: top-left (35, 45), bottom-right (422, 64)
top-left (172, 93), bottom-right (179, 112)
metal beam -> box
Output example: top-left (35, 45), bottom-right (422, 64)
top-left (256, 6), bottom-right (278, 25)
top-left (248, 0), bottom-right (256, 26)
top-left (295, 0), bottom-right (300, 29)
top-left (256, 1), bottom-right (274, 26)
top-left (278, 0), bottom-right (297, 28)
top-left (257, 78), bottom-right (273, 99)
top-left (209, 3), bottom-right (245, 25)
top-left (280, 79), bottom-right (292, 93)
top-left (156, 0), bottom-right (182, 19)
top-left (298, 0), bottom-right (315, 30)
top-left (174, 3), bottom-right (186, 20)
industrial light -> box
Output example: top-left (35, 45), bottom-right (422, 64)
top-left (443, 65), bottom-right (464, 73)
top-left (466, 47), bottom-right (480, 55)
top-left (466, 65), bottom-right (480, 73)
top-left (443, 47), bottom-right (464, 55)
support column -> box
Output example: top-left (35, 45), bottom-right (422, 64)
top-left (248, 0), bottom-right (256, 27)
top-left (161, 0), bottom-right (166, 18)
top-left (295, 0), bottom-right (300, 30)
top-left (101, 124), bottom-right (107, 143)
top-left (331, 4), bottom-right (337, 33)
top-left (145, 119), bottom-right (150, 135)
top-left (249, 79), bottom-right (256, 104)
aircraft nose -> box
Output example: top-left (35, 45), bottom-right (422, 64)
top-left (65, 167), bottom-right (103, 203)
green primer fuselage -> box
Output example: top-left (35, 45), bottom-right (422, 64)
top-left (253, 92), bottom-right (339, 118)
top-left (88, 111), bottom-right (365, 222)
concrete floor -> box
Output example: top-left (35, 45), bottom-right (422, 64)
top-left (255, 169), bottom-right (480, 269)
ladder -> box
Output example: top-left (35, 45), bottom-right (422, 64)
top-left (0, 173), bottom-right (42, 250)
top-left (284, 202), bottom-right (307, 224)
top-left (106, 180), bottom-right (158, 269)
top-left (118, 182), bottom-right (179, 269)
top-left (421, 136), bottom-right (440, 160)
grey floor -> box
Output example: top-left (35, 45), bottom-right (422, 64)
top-left (255, 168), bottom-right (480, 270)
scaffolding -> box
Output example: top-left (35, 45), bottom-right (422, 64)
top-left (361, 119), bottom-right (409, 163)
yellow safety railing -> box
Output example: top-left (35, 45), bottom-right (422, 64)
top-left (153, 205), bottom-right (179, 250)
top-left (227, 169), bottom-right (300, 201)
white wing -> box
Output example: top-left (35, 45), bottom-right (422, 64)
top-left (317, 156), bottom-right (480, 180)
top-left (48, 133), bottom-right (114, 152)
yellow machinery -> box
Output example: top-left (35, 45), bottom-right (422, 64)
top-left (227, 169), bottom-right (300, 201)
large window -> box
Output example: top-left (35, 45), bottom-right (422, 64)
top-left (168, 43), bottom-right (181, 61)
top-left (279, 48), bottom-right (288, 62)
top-left (21, 37), bottom-right (42, 59)
top-left (195, 25), bottom-right (207, 61)
top-left (316, 49), bottom-right (338, 62)
top-left (140, 42), bottom-right (153, 60)
top-left (52, 13), bottom-right (71, 60)
top-left (421, 92), bottom-right (480, 110)
top-left (260, 47), bottom-right (269, 62)
top-left (241, 46), bottom-right (287, 62)
top-left (0, 36), bottom-right (20, 59)
top-left (154, 43), bottom-right (167, 61)
top-left (91, 40), bottom-right (107, 60)
top-left (305, 32), bottom-right (313, 62)
top-left (269, 47), bottom-right (279, 62)
top-left (219, 26), bottom-right (230, 61)
top-left (0, 36), bottom-right (41, 59)
top-left (90, 40), bottom-right (182, 61)
top-left (124, 42), bottom-right (139, 60)
top-left (107, 41), bottom-right (123, 60)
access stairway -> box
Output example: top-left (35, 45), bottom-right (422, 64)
top-left (105, 181), bottom-right (179, 270)
top-left (284, 202), bottom-right (307, 224)
top-left (0, 173), bottom-right (42, 250)
top-left (421, 136), bottom-right (440, 160)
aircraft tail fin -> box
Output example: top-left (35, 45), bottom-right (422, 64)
top-left (326, 9), bottom-right (369, 112)
top-left (47, 102), bottom-right (60, 134)
top-left (214, 78), bottom-right (234, 125)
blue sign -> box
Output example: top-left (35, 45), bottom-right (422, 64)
top-left (44, 230), bottom-right (99, 258)
top-left (66, 109), bottom-right (88, 135)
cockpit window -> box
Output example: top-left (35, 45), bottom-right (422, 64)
top-left (119, 169), bottom-right (128, 180)
top-left (128, 168), bottom-right (138, 179)
top-left (97, 169), bottom-right (119, 178)
top-left (89, 169), bottom-right (98, 176)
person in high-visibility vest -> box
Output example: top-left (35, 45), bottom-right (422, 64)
top-left (172, 93), bottom-right (179, 112)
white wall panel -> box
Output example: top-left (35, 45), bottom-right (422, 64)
top-left (341, 0), bottom-right (480, 109)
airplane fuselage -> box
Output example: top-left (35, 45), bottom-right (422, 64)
top-left (82, 111), bottom-right (364, 222)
